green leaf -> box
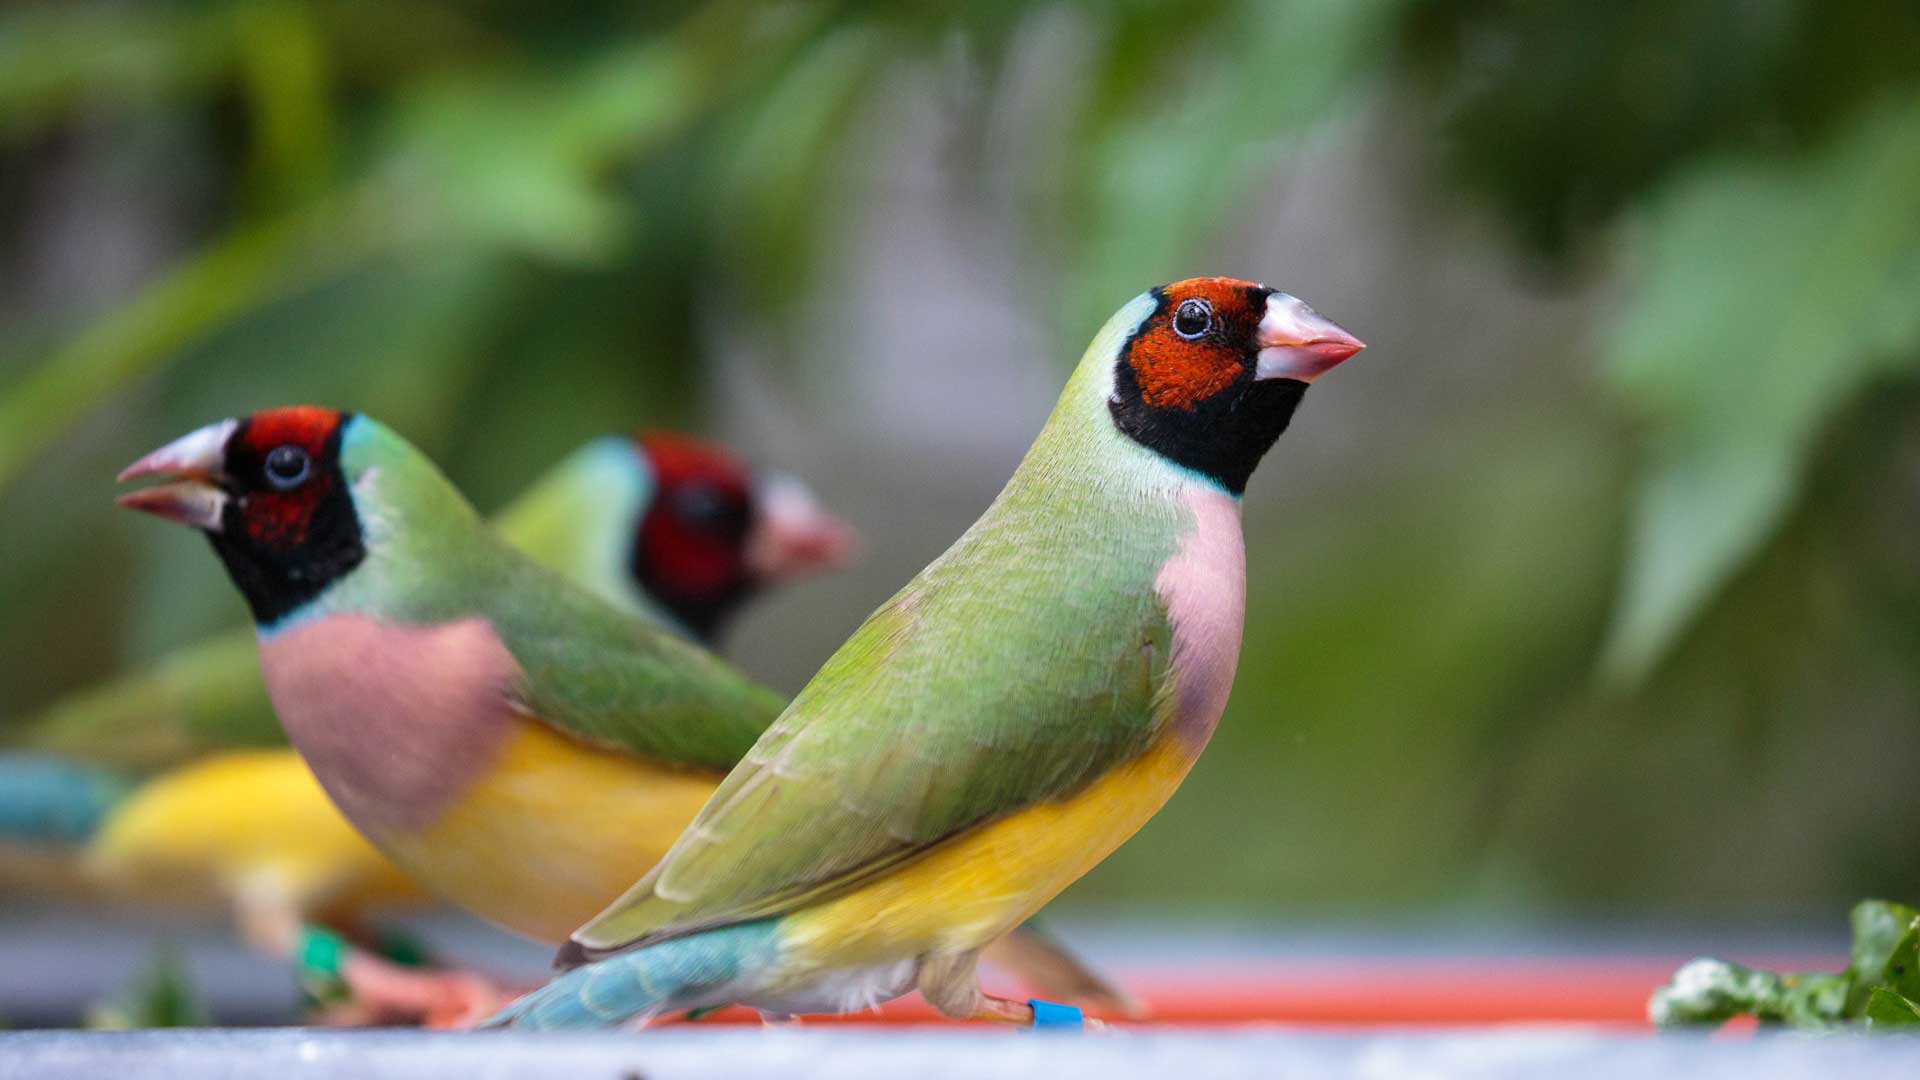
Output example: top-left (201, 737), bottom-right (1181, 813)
top-left (1880, 925), bottom-right (1920, 1003)
top-left (1599, 96), bottom-right (1920, 683)
top-left (1865, 988), bottom-right (1920, 1029)
top-left (1847, 900), bottom-right (1920, 1014)
top-left (1653, 901), bottom-right (1920, 1030)
top-left (1780, 973), bottom-right (1852, 1029)
top-left (1649, 958), bottom-right (1785, 1027)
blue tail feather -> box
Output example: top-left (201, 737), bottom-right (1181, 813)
top-left (0, 755), bottom-right (131, 846)
top-left (488, 920), bottom-right (780, 1030)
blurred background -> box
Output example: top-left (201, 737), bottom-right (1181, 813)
top-left (1, 0), bottom-right (1918, 1022)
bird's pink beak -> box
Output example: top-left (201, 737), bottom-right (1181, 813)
top-left (116, 419), bottom-right (237, 532)
top-left (745, 474), bottom-right (859, 584)
top-left (1254, 293), bottom-right (1365, 384)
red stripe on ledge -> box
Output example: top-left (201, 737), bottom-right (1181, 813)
top-left (657, 956), bottom-right (1843, 1028)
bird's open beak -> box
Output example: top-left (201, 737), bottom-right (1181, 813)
top-left (1254, 293), bottom-right (1365, 384)
top-left (115, 419), bottom-right (237, 532)
top-left (745, 473), bottom-right (859, 584)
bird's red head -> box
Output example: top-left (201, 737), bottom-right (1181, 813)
top-left (632, 431), bottom-right (855, 642)
top-left (119, 406), bottom-right (364, 624)
top-left (221, 407), bottom-right (351, 553)
top-left (1109, 277), bottom-right (1363, 493)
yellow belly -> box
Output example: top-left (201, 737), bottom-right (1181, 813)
top-left (90, 750), bottom-right (423, 913)
top-left (783, 732), bottom-right (1201, 969)
top-left (387, 720), bottom-right (720, 943)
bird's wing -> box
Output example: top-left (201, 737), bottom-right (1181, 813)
top-left (482, 556), bottom-right (783, 773)
top-left (569, 531), bottom-right (1176, 957)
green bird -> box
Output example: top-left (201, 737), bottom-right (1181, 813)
top-left (491, 277), bottom-right (1365, 1030)
top-left (1, 430), bottom-right (853, 1024)
top-left (13, 431), bottom-right (854, 771)
top-left (114, 406), bottom-right (1139, 1024)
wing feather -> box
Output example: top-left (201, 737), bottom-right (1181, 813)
top-left (472, 548), bottom-right (783, 772)
top-left (569, 487), bottom-right (1185, 958)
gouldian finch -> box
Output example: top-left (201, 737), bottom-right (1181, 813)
top-left (114, 408), bottom-right (1136, 1023)
top-left (1, 432), bottom-right (854, 1023)
top-left (490, 278), bottom-right (1364, 1030)
top-left (13, 432), bottom-right (854, 770)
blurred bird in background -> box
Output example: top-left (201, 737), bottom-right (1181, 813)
top-left (0, 428), bottom-right (855, 1023)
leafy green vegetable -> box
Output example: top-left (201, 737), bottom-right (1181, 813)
top-left (1865, 988), bottom-right (1920, 1029)
top-left (1652, 900), bottom-right (1920, 1031)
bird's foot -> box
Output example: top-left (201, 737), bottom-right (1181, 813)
top-left (297, 927), bottom-right (516, 1028)
top-left (984, 924), bottom-right (1146, 1020)
top-left (966, 994), bottom-right (1106, 1031)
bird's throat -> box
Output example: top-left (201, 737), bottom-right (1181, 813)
top-left (208, 488), bottom-right (364, 626)
top-left (1108, 375), bottom-right (1307, 495)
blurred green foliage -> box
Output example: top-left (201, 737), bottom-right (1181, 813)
top-left (1, 0), bottom-right (1917, 918)
top-left (83, 945), bottom-right (210, 1029)
top-left (1601, 96), bottom-right (1920, 682)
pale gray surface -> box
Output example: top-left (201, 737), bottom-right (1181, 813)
top-left (3, 1027), bottom-right (1920, 1080)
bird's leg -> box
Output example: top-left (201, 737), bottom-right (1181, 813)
top-left (983, 923), bottom-right (1143, 1018)
top-left (228, 875), bottom-right (510, 1028)
top-left (231, 872), bottom-right (304, 959)
top-left (332, 943), bottom-right (514, 1029)
top-left (918, 949), bottom-right (1102, 1029)
top-left (919, 949), bottom-right (1004, 1020)
top-left (969, 995), bottom-right (1039, 1025)
top-left (298, 926), bottom-right (519, 1029)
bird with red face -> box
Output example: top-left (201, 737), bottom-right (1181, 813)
top-left (626, 432), bottom-right (854, 642)
top-left (17, 430), bottom-right (855, 770)
top-left (1, 428), bottom-right (856, 1024)
top-left (112, 408), bottom-right (1135, 1025)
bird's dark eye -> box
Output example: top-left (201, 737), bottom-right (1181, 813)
top-left (264, 445), bottom-right (311, 490)
top-left (672, 485), bottom-right (738, 529)
top-left (1172, 298), bottom-right (1213, 339)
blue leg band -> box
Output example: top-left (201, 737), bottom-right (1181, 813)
top-left (1028, 999), bottom-right (1084, 1030)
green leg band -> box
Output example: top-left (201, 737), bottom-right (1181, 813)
top-left (296, 925), bottom-right (351, 1005)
